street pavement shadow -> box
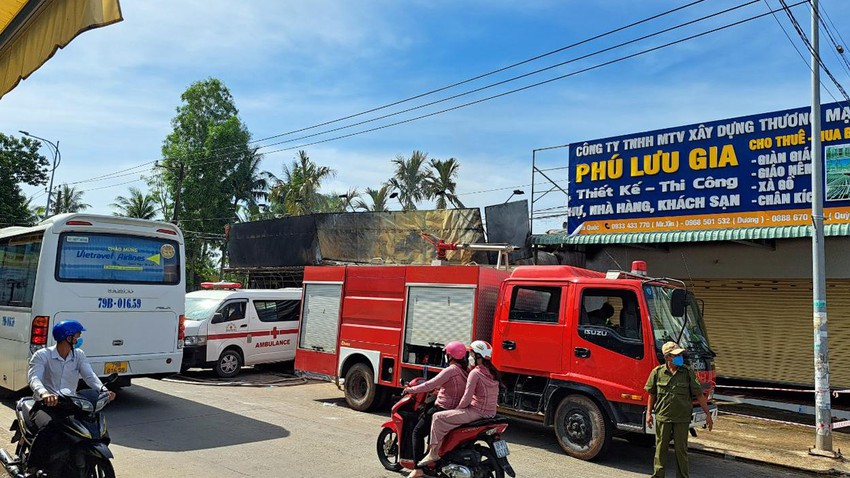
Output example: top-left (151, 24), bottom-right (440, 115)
top-left (96, 384), bottom-right (290, 452)
top-left (501, 418), bottom-right (652, 474)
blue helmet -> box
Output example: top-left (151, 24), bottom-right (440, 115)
top-left (52, 320), bottom-right (86, 342)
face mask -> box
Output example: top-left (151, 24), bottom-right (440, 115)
top-left (468, 355), bottom-right (477, 367)
top-left (73, 338), bottom-right (83, 349)
top-left (672, 355), bottom-right (684, 367)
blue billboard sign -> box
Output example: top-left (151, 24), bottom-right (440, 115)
top-left (566, 102), bottom-right (850, 234)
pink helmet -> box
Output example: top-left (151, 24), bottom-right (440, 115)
top-left (444, 341), bottom-right (468, 360)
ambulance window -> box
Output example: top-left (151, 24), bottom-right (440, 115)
top-left (219, 301), bottom-right (247, 322)
top-left (508, 286), bottom-right (561, 323)
top-left (579, 288), bottom-right (643, 359)
top-left (255, 300), bottom-right (301, 323)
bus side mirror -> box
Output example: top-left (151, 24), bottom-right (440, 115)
top-left (211, 312), bottom-right (224, 324)
top-left (671, 289), bottom-right (687, 317)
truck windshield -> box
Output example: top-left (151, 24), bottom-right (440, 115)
top-left (185, 298), bottom-right (222, 320)
top-left (643, 285), bottom-right (713, 356)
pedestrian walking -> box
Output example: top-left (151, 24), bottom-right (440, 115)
top-left (645, 341), bottom-right (713, 478)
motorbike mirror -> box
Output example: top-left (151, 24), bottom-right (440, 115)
top-left (105, 372), bottom-right (119, 384)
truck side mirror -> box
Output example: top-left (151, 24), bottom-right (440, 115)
top-left (211, 312), bottom-right (224, 324)
top-left (671, 289), bottom-right (687, 317)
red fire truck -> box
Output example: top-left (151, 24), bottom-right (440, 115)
top-left (295, 261), bottom-right (716, 460)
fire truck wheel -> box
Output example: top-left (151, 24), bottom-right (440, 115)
top-left (344, 363), bottom-right (377, 411)
top-left (554, 394), bottom-right (611, 461)
top-left (215, 349), bottom-right (243, 379)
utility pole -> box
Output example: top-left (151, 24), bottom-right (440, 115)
top-left (171, 161), bottom-right (185, 224)
top-left (18, 131), bottom-right (60, 218)
top-left (809, 0), bottom-right (833, 455)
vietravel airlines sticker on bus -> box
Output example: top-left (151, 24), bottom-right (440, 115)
top-left (565, 102), bottom-right (850, 234)
top-left (58, 234), bottom-right (179, 287)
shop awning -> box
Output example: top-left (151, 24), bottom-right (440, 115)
top-left (0, 0), bottom-right (122, 100)
top-left (531, 224), bottom-right (850, 246)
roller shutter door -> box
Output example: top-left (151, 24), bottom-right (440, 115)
top-left (689, 279), bottom-right (850, 387)
top-left (299, 283), bottom-right (342, 353)
top-left (405, 286), bottom-right (475, 347)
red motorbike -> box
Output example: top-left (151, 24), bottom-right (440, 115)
top-left (376, 378), bottom-right (516, 478)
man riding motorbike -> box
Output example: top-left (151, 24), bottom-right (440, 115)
top-left (27, 320), bottom-right (116, 473)
top-left (402, 341), bottom-right (469, 478)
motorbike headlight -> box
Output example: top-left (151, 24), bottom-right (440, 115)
top-left (95, 396), bottom-right (110, 412)
top-left (184, 335), bottom-right (207, 346)
top-left (71, 397), bottom-right (94, 412)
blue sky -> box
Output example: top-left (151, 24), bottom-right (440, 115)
top-left (2, 0), bottom-right (850, 233)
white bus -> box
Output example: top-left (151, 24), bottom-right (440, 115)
top-left (0, 213), bottom-right (185, 392)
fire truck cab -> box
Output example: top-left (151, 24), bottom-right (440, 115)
top-left (295, 261), bottom-right (716, 461)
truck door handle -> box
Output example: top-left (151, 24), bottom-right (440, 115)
top-left (574, 347), bottom-right (591, 358)
top-left (240, 324), bottom-right (248, 328)
top-left (502, 340), bottom-right (516, 351)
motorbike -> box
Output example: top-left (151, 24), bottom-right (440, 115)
top-left (376, 378), bottom-right (515, 478)
top-left (0, 374), bottom-right (118, 478)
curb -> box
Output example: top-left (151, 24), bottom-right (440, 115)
top-left (689, 443), bottom-right (850, 476)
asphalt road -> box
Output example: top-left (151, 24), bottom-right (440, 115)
top-left (0, 372), bottom-right (814, 477)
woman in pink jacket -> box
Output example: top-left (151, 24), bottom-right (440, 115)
top-left (403, 341), bottom-right (469, 478)
top-left (418, 340), bottom-right (501, 468)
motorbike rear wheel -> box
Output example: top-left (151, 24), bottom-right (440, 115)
top-left (376, 427), bottom-right (403, 472)
top-left (85, 456), bottom-right (115, 478)
top-left (473, 441), bottom-right (505, 478)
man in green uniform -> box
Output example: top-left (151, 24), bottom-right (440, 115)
top-left (645, 341), bottom-right (713, 478)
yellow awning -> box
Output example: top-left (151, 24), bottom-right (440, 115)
top-left (0, 0), bottom-right (123, 100)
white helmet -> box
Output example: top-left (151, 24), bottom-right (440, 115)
top-left (469, 340), bottom-right (493, 359)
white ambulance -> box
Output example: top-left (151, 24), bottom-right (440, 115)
top-left (182, 283), bottom-right (301, 378)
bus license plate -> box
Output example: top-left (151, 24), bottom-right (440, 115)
top-left (493, 439), bottom-right (510, 458)
top-left (104, 361), bottom-right (128, 374)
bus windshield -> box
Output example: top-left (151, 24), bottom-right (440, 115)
top-left (56, 232), bottom-right (180, 285)
top-left (643, 284), bottom-right (713, 357)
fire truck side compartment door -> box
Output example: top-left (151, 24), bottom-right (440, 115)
top-left (493, 283), bottom-right (566, 375)
top-left (295, 283), bottom-right (342, 376)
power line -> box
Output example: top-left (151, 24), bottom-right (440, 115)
top-left (777, 0), bottom-right (850, 103)
top-left (63, 2), bottom-right (802, 196)
top-left (58, 1), bottom-right (716, 186)
top-left (761, 0), bottom-right (843, 104)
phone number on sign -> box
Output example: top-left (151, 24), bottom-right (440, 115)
top-left (97, 298), bottom-right (142, 309)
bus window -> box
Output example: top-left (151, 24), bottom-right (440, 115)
top-left (55, 232), bottom-right (180, 285)
top-left (0, 233), bottom-right (43, 307)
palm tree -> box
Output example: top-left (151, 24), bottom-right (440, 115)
top-left (354, 184), bottom-right (394, 212)
top-left (425, 158), bottom-right (465, 209)
top-left (337, 187), bottom-right (360, 212)
top-left (268, 150), bottom-right (335, 216)
top-left (229, 149), bottom-right (269, 212)
top-left (110, 187), bottom-right (158, 219)
top-left (388, 150), bottom-right (431, 211)
top-left (51, 185), bottom-right (90, 215)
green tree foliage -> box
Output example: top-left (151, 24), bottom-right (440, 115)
top-left (110, 187), bottom-right (158, 219)
top-left (425, 158), bottom-right (464, 209)
top-left (0, 133), bottom-right (49, 226)
top-left (389, 150), bottom-right (431, 211)
top-left (51, 184), bottom-right (90, 215)
top-left (159, 78), bottom-right (265, 288)
top-left (354, 184), bottom-right (394, 212)
top-left (268, 150), bottom-right (336, 216)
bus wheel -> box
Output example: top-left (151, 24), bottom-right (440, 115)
top-left (554, 394), bottom-right (611, 461)
top-left (344, 363), bottom-right (377, 411)
top-left (215, 349), bottom-right (243, 378)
